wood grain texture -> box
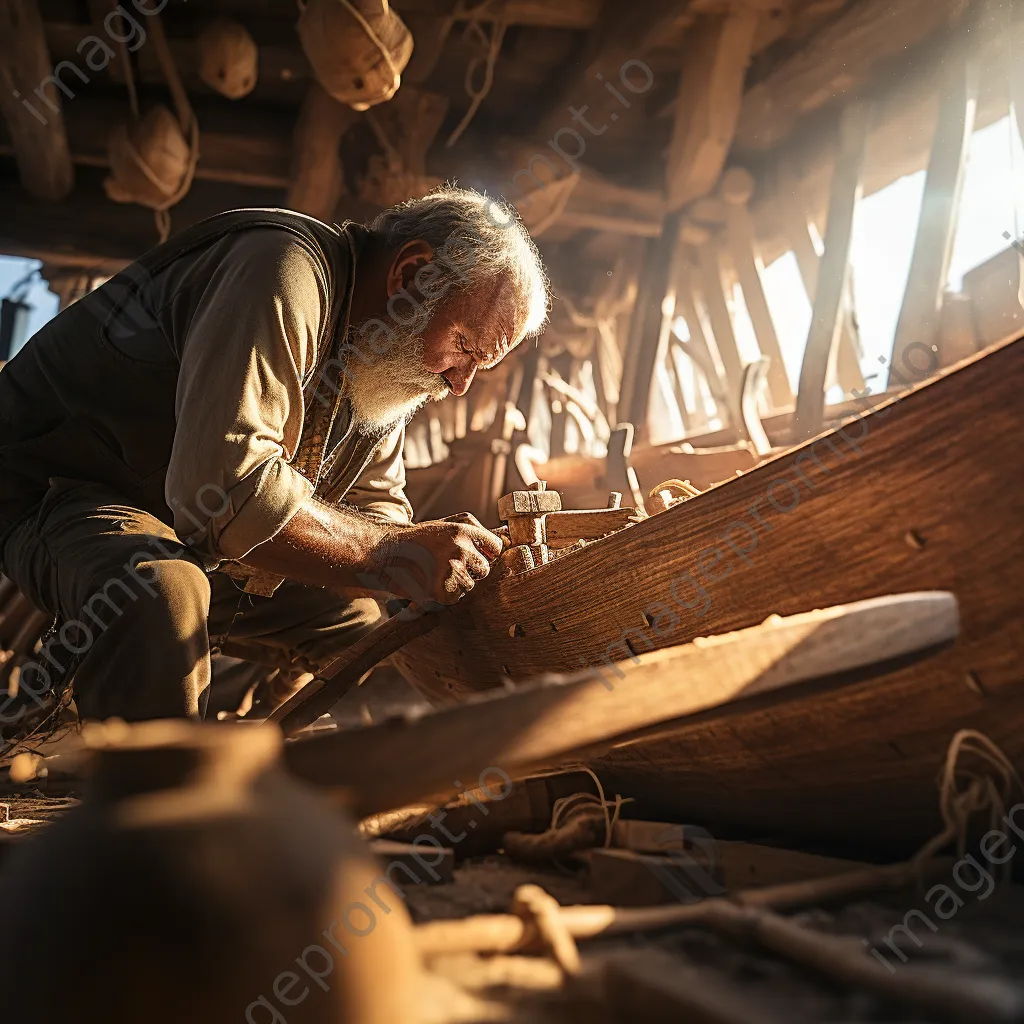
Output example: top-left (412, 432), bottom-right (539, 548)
top-left (393, 334), bottom-right (1024, 851)
top-left (286, 593), bottom-right (959, 817)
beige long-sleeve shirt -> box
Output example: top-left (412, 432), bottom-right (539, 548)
top-left (152, 227), bottom-right (412, 562)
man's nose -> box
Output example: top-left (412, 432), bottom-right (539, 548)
top-left (446, 364), bottom-right (477, 396)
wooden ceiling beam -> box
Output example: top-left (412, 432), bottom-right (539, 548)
top-left (42, 21), bottom-right (310, 103)
top-left (0, 0), bottom-right (75, 201)
top-left (533, 0), bottom-right (692, 145)
top-left (665, 8), bottom-right (761, 211)
top-left (0, 95), bottom-right (292, 188)
top-left (0, 166), bottom-right (284, 270)
top-left (393, 0), bottom-right (603, 30)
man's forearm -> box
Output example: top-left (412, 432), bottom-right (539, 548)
top-left (242, 498), bottom-right (504, 605)
top-left (241, 499), bottom-right (396, 594)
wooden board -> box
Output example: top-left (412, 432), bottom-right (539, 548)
top-left (392, 334), bottom-right (1024, 852)
top-left (285, 593), bottom-right (958, 817)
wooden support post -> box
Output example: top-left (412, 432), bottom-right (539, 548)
top-left (1015, 73), bottom-right (1024, 174)
top-left (833, 291), bottom-right (866, 396)
top-left (720, 167), bottom-right (794, 410)
top-left (675, 262), bottom-right (727, 420)
top-left (547, 353), bottom-right (573, 458)
top-left (890, 54), bottom-right (978, 374)
top-left (286, 83), bottom-right (358, 221)
top-left (454, 397), bottom-right (468, 440)
top-left (694, 236), bottom-right (745, 429)
top-left (794, 102), bottom-right (874, 441)
top-left (503, 342), bottom-right (543, 492)
top-left (0, 0), bottom-right (75, 200)
top-left (666, 9), bottom-right (760, 211)
top-left (619, 211), bottom-right (684, 431)
top-left (783, 180), bottom-right (864, 397)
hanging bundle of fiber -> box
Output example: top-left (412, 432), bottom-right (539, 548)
top-left (297, 0), bottom-right (413, 110)
top-left (104, 10), bottom-right (199, 242)
top-left (197, 18), bottom-right (259, 99)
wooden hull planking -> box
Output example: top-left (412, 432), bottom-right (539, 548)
top-left (393, 335), bottom-right (1024, 852)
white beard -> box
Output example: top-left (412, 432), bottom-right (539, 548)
top-left (345, 326), bottom-right (450, 436)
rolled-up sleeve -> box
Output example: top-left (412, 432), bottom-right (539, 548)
top-left (345, 423), bottom-right (414, 525)
top-left (165, 231), bottom-right (326, 561)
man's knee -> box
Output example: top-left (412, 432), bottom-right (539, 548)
top-left (79, 557), bottom-right (210, 638)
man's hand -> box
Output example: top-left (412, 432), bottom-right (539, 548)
top-left (366, 514), bottom-right (503, 605)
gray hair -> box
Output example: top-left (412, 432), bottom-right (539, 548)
top-left (369, 184), bottom-right (550, 340)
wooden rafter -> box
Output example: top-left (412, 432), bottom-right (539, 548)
top-left (747, 1), bottom-right (1018, 265)
top-left (734, 0), bottom-right (968, 155)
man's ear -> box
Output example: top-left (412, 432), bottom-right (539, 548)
top-left (387, 240), bottom-right (434, 297)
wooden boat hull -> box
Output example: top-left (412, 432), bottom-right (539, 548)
top-left (393, 335), bottom-right (1024, 853)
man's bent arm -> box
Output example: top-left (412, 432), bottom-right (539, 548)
top-left (240, 500), bottom-right (392, 595)
top-left (242, 498), bottom-right (503, 605)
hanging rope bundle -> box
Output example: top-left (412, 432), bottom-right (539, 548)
top-left (104, 11), bottom-right (199, 242)
top-left (197, 18), bottom-right (259, 100)
top-left (297, 0), bottom-right (413, 111)
top-left (444, 0), bottom-right (508, 148)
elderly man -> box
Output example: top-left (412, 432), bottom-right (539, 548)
top-left (0, 186), bottom-right (549, 723)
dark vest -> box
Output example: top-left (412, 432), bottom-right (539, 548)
top-left (0, 209), bottom-right (378, 555)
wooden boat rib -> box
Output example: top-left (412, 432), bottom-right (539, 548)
top-left (393, 334), bottom-right (1024, 853)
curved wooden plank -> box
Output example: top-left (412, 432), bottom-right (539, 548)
top-left (284, 593), bottom-right (958, 817)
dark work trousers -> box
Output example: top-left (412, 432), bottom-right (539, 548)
top-left (1, 480), bottom-right (379, 721)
